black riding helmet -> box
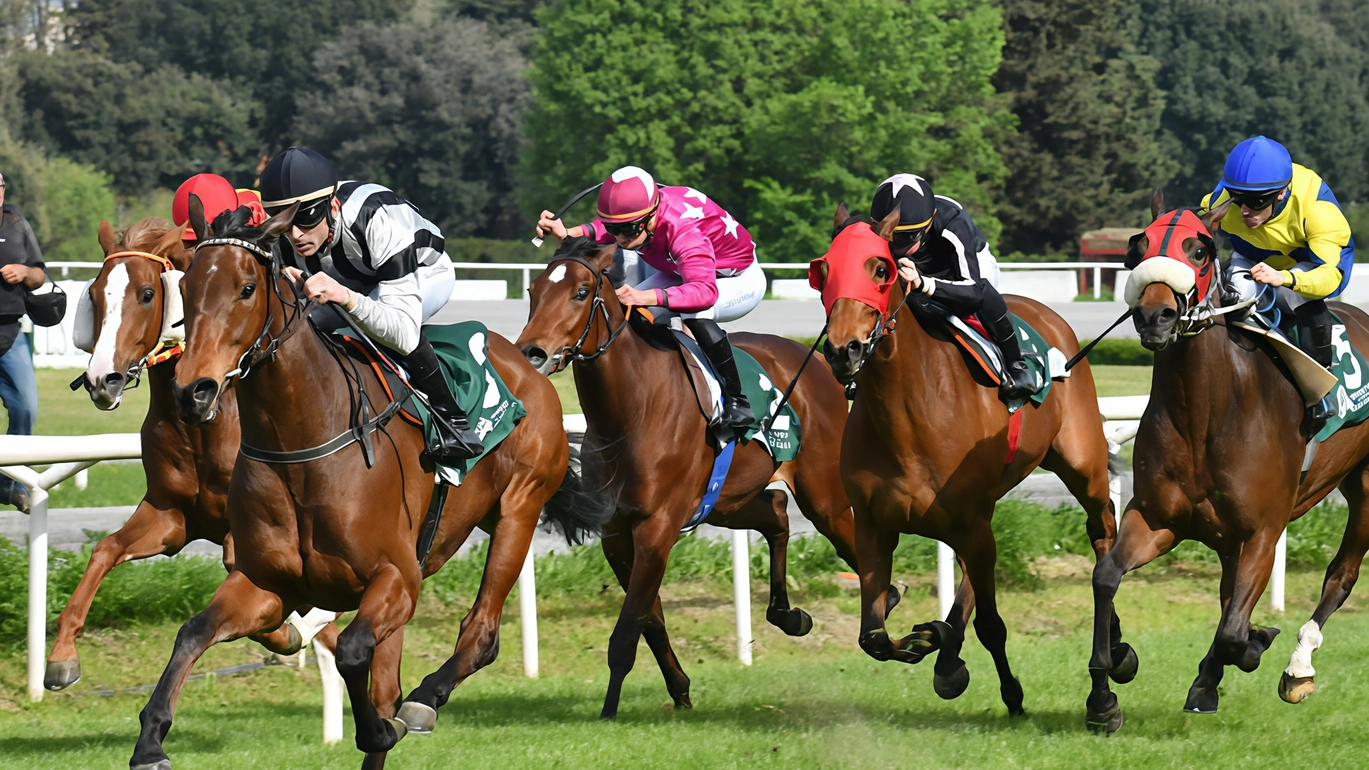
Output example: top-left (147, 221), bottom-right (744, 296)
top-left (871, 174), bottom-right (936, 257)
top-left (260, 147), bottom-right (337, 229)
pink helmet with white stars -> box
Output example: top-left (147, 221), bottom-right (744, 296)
top-left (596, 166), bottom-right (660, 224)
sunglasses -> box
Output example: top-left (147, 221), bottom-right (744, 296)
top-left (266, 197), bottom-right (331, 229)
top-left (1228, 188), bottom-right (1282, 211)
top-left (603, 217), bottom-right (651, 238)
top-left (890, 227), bottom-right (927, 256)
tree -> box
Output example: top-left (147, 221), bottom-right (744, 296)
top-left (992, 0), bottom-right (1174, 255)
top-left (525, 0), bottom-right (1012, 260)
top-left (294, 17), bottom-right (531, 239)
top-left (1136, 0), bottom-right (1369, 207)
top-left (65, 0), bottom-right (411, 149)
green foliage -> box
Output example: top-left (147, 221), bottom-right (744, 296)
top-left (0, 118), bottom-right (115, 263)
top-left (1079, 338), bottom-right (1154, 366)
top-left (1344, 202), bottom-right (1369, 260)
top-left (993, 0), bottom-right (1174, 255)
top-left (296, 18), bottom-right (531, 239)
top-left (525, 0), bottom-right (1013, 261)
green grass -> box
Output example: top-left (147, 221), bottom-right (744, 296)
top-left (1091, 365), bottom-right (1151, 396)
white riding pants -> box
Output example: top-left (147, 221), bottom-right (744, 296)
top-left (633, 259), bottom-right (767, 322)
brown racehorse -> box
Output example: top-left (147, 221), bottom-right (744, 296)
top-left (1086, 191), bottom-right (1369, 732)
top-left (819, 205), bottom-right (1117, 716)
top-left (48, 218), bottom-right (337, 692)
top-left (515, 237), bottom-right (887, 719)
top-left (128, 204), bottom-right (608, 770)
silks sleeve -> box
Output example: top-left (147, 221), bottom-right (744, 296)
top-left (660, 228), bottom-right (720, 312)
top-left (1288, 196), bottom-right (1354, 299)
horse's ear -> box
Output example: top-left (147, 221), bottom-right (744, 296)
top-left (1201, 200), bottom-right (1231, 235)
top-left (1124, 233), bottom-right (1147, 270)
top-left (260, 203), bottom-right (298, 242)
top-left (98, 220), bottom-right (118, 255)
top-left (1150, 188), bottom-right (1164, 221)
top-left (833, 202), bottom-right (850, 234)
top-left (152, 224), bottom-right (192, 270)
top-left (873, 207), bottom-right (901, 242)
top-left (187, 194), bottom-right (211, 243)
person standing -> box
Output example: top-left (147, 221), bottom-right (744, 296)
top-left (0, 172), bottom-right (46, 511)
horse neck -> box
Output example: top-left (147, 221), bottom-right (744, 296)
top-left (146, 360), bottom-right (186, 429)
top-left (572, 300), bottom-right (674, 439)
top-left (1150, 325), bottom-right (1249, 436)
top-left (856, 296), bottom-right (960, 432)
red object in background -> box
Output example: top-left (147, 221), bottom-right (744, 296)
top-left (1078, 227), bottom-right (1137, 296)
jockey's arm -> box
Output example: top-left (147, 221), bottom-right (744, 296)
top-left (343, 273), bottom-right (423, 355)
top-left (1285, 197), bottom-right (1354, 299)
top-left (658, 230), bottom-right (719, 312)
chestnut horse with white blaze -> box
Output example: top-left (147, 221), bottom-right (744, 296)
top-left (817, 205), bottom-right (1117, 716)
top-left (1086, 190), bottom-right (1369, 733)
top-left (48, 217), bottom-right (337, 692)
top-left (127, 203), bottom-right (607, 770)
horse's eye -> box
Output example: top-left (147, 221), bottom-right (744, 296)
top-left (574, 287), bottom-right (590, 301)
top-left (240, 283), bottom-right (256, 300)
top-left (875, 265), bottom-right (888, 280)
top-left (141, 288), bottom-right (156, 304)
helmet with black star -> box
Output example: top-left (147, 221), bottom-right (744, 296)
top-left (871, 174), bottom-right (935, 257)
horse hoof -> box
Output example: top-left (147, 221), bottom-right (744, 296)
top-left (1182, 687), bottom-right (1219, 714)
top-left (1237, 626), bottom-right (1281, 672)
top-left (672, 691), bottom-right (693, 710)
top-left (131, 760), bottom-right (172, 770)
top-left (284, 623), bottom-right (304, 655)
top-left (933, 663), bottom-right (970, 700)
top-left (1086, 705), bottom-right (1124, 734)
top-left (44, 658), bottom-right (81, 691)
top-left (884, 586), bottom-right (902, 618)
top-left (1279, 672), bottom-right (1315, 704)
top-left (397, 701), bottom-right (437, 734)
top-left (1108, 643), bottom-right (1138, 685)
top-left (767, 607), bottom-right (813, 637)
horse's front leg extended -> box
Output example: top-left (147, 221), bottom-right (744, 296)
top-left (335, 564), bottom-right (419, 755)
top-left (855, 505), bottom-right (926, 663)
top-left (130, 571), bottom-right (283, 770)
top-left (601, 513), bottom-right (676, 719)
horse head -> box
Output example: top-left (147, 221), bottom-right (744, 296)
top-left (812, 203), bottom-right (901, 383)
top-left (78, 218), bottom-right (188, 409)
top-left (517, 236), bottom-right (623, 375)
top-left (1124, 189), bottom-right (1230, 350)
top-left (171, 196), bottom-right (297, 424)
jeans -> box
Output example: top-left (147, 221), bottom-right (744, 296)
top-left (0, 331), bottom-right (36, 503)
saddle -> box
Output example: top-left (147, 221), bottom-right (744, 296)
top-left (940, 312), bottom-right (1067, 412)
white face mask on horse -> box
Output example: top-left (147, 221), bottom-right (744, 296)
top-left (73, 254), bottom-right (185, 354)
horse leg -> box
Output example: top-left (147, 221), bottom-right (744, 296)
top-left (360, 628), bottom-right (405, 770)
top-left (335, 565), bottom-right (419, 755)
top-left (721, 489), bottom-right (812, 636)
top-left (47, 500), bottom-right (189, 690)
top-left (1086, 505), bottom-right (1176, 733)
top-left (945, 520), bottom-right (1021, 714)
top-left (399, 498), bottom-right (541, 733)
top-left (855, 505), bottom-right (929, 663)
top-left (1282, 470), bottom-right (1369, 703)
top-left (601, 514), bottom-right (676, 719)
top-left (790, 476), bottom-right (900, 616)
top-left (129, 571), bottom-right (282, 770)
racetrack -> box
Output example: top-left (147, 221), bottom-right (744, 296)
top-left (2, 565), bottom-right (1365, 768)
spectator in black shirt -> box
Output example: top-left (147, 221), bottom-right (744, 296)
top-left (0, 173), bottom-right (46, 511)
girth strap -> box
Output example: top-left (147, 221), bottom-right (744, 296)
top-left (238, 398), bottom-right (404, 466)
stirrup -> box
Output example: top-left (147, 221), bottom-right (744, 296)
top-left (1000, 361), bottom-right (1034, 401)
top-left (428, 418), bottom-right (484, 462)
top-left (720, 396), bottom-right (755, 428)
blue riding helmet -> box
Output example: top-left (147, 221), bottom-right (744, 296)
top-left (1222, 136), bottom-right (1293, 192)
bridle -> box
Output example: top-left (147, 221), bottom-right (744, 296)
top-left (542, 253), bottom-right (631, 374)
top-left (838, 278), bottom-right (912, 383)
top-left (71, 249), bottom-right (185, 396)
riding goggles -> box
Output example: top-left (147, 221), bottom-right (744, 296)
top-left (890, 226), bottom-right (929, 257)
top-left (1227, 187), bottom-right (1283, 212)
top-left (265, 195), bottom-right (332, 229)
top-left (601, 207), bottom-right (657, 238)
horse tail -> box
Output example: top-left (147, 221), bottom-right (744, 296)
top-left (541, 447), bottom-right (617, 545)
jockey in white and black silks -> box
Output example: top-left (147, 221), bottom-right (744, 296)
top-left (873, 174), bottom-right (1035, 401)
top-left (536, 166), bottom-right (767, 427)
top-left (258, 147), bottom-right (483, 462)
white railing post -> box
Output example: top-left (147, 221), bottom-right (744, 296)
top-left (731, 529), bottom-right (753, 665)
top-left (1094, 265), bottom-right (1102, 298)
top-left (518, 546), bottom-right (539, 678)
top-left (1272, 528), bottom-right (1287, 611)
top-left (522, 268), bottom-right (531, 298)
top-left (314, 637), bottom-right (344, 744)
top-left (26, 486), bottom-right (48, 702)
top-left (937, 542), bottom-right (954, 622)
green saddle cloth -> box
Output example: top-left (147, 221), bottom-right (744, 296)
top-left (1314, 315), bottom-right (1369, 442)
top-left (732, 348), bottom-right (802, 463)
top-left (413, 322), bottom-right (527, 485)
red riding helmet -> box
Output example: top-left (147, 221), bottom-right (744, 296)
top-left (235, 188), bottom-right (267, 227)
top-left (172, 174), bottom-right (240, 242)
top-left (596, 166), bottom-right (660, 223)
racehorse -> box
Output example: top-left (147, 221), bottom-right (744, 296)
top-left (818, 205), bottom-right (1117, 716)
top-left (516, 237), bottom-right (886, 719)
top-left (48, 218), bottom-right (337, 690)
top-left (128, 203), bottom-right (609, 770)
top-left (1086, 190), bottom-right (1369, 732)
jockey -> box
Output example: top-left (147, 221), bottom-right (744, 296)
top-left (873, 174), bottom-right (1034, 401)
top-left (535, 166), bottom-right (766, 428)
top-left (257, 147), bottom-right (483, 463)
top-left (1201, 136), bottom-right (1355, 427)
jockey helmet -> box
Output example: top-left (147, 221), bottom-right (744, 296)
top-left (260, 147), bottom-right (337, 229)
top-left (1221, 136), bottom-right (1292, 210)
top-left (596, 166), bottom-right (660, 237)
top-left (871, 174), bottom-right (936, 257)
top-left (172, 174), bottom-right (239, 241)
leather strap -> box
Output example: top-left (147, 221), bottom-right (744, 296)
top-left (239, 399), bottom-right (403, 465)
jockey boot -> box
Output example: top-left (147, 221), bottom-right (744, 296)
top-left (1297, 309), bottom-right (1337, 434)
top-left (984, 310), bottom-right (1035, 402)
top-left (401, 338), bottom-right (485, 463)
top-left (685, 318), bottom-right (755, 428)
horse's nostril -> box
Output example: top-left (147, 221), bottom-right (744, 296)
top-left (522, 345), bottom-right (548, 367)
top-left (845, 340), bottom-right (863, 360)
top-left (190, 379), bottom-right (217, 406)
top-left (102, 372), bottom-right (125, 389)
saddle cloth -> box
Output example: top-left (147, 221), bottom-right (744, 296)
top-left (338, 320), bottom-right (526, 485)
top-left (946, 314), bottom-right (1068, 413)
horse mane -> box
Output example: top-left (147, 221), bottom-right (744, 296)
top-left (553, 235), bottom-right (624, 287)
top-left (208, 205), bottom-right (267, 243)
top-left (120, 217), bottom-right (174, 251)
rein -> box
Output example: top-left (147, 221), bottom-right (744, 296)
top-left (545, 253), bottom-right (631, 372)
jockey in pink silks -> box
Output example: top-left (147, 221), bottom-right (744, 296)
top-left (536, 166), bottom-right (767, 427)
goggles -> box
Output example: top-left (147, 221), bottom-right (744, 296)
top-left (266, 195), bottom-right (332, 229)
top-left (890, 226), bottom-right (928, 256)
top-left (1227, 187), bottom-right (1282, 212)
top-left (601, 206), bottom-right (657, 239)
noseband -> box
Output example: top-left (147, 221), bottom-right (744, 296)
top-left (72, 249), bottom-right (186, 396)
top-left (543, 254), bottom-right (630, 373)
top-left (839, 279), bottom-right (911, 380)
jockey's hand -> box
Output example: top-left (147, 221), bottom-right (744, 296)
top-left (287, 268), bottom-right (352, 306)
top-left (897, 258), bottom-right (923, 290)
top-left (1250, 262), bottom-right (1286, 287)
top-left (536, 210), bottom-right (569, 243)
top-left (615, 285), bottom-right (657, 307)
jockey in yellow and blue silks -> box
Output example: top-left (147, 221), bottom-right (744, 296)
top-left (1201, 135), bottom-right (1355, 428)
